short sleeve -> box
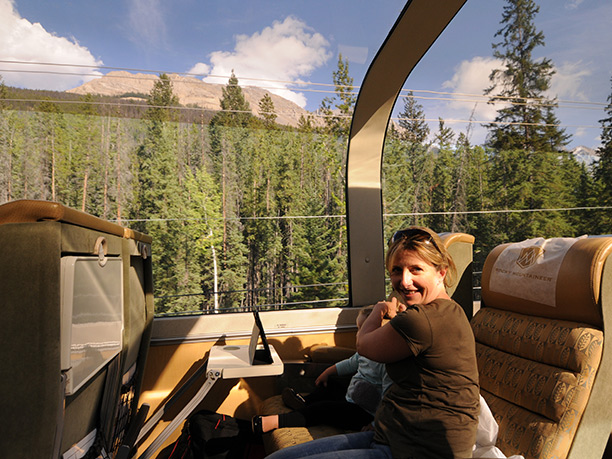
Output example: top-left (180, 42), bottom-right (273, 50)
top-left (389, 306), bottom-right (433, 356)
top-left (335, 352), bottom-right (359, 376)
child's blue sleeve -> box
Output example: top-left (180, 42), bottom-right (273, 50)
top-left (335, 352), bottom-right (359, 376)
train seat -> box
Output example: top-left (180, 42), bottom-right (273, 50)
top-left (0, 200), bottom-right (154, 459)
top-left (473, 235), bottom-right (612, 459)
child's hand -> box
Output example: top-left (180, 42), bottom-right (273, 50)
top-left (315, 372), bottom-right (329, 387)
top-left (315, 365), bottom-right (336, 387)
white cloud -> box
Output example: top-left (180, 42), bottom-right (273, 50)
top-left (189, 62), bottom-right (210, 77)
top-left (436, 56), bottom-right (505, 143)
top-left (442, 56), bottom-right (505, 122)
top-left (439, 56), bottom-right (597, 147)
top-left (574, 127), bottom-right (588, 138)
top-left (565, 0), bottom-right (586, 10)
top-left (126, 0), bottom-right (167, 49)
top-left (548, 60), bottom-right (591, 101)
top-left (338, 45), bottom-right (368, 65)
top-left (190, 16), bottom-right (332, 108)
top-left (0, 0), bottom-right (102, 90)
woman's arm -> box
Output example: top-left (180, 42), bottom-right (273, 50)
top-left (356, 298), bottom-right (412, 363)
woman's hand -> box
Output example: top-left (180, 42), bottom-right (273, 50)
top-left (361, 422), bottom-right (375, 432)
top-left (357, 297), bottom-right (412, 363)
top-left (374, 296), bottom-right (405, 320)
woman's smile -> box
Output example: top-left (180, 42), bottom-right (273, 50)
top-left (389, 250), bottom-right (447, 306)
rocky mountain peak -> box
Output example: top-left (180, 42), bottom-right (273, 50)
top-left (572, 145), bottom-right (598, 167)
top-left (67, 71), bottom-right (310, 126)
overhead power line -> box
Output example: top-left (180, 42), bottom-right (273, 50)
top-left (113, 206), bottom-right (612, 225)
top-left (384, 206), bottom-right (612, 217)
top-left (0, 59), bottom-right (608, 111)
top-left (1, 97), bottom-right (607, 132)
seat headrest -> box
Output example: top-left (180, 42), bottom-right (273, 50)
top-left (439, 232), bottom-right (475, 247)
top-left (0, 199), bottom-right (128, 239)
top-left (481, 236), bottom-right (612, 328)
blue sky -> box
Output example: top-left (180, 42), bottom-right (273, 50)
top-left (1, 0), bottom-right (611, 149)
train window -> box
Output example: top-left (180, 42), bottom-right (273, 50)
top-left (381, 0), bottom-right (612, 298)
top-left (0, 1), bottom-right (405, 315)
top-left (1, 1), bottom-right (610, 315)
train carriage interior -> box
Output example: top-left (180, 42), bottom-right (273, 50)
top-left (1, 0), bottom-right (612, 458)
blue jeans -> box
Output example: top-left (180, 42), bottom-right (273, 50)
top-left (265, 431), bottom-right (393, 459)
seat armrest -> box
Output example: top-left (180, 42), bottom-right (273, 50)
top-left (309, 346), bottom-right (355, 364)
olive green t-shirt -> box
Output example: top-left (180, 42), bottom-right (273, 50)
top-left (373, 298), bottom-right (479, 459)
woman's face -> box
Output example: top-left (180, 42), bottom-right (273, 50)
top-left (389, 249), bottom-right (447, 306)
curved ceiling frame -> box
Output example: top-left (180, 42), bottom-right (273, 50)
top-left (345, 0), bottom-right (467, 307)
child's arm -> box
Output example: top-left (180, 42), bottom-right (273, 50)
top-left (315, 364), bottom-right (338, 387)
top-left (334, 352), bottom-right (359, 376)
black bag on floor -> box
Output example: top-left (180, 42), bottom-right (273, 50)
top-left (157, 410), bottom-right (245, 459)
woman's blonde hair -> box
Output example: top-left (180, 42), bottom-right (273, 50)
top-left (385, 226), bottom-right (456, 288)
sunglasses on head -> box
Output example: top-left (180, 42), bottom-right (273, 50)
top-left (388, 228), bottom-right (441, 253)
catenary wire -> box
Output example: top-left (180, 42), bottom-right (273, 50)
top-left (0, 59), bottom-right (609, 110)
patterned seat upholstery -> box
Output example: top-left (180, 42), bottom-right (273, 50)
top-left (260, 394), bottom-right (352, 454)
top-left (475, 236), bottom-right (612, 459)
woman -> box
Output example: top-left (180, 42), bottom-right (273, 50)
top-left (267, 226), bottom-right (479, 459)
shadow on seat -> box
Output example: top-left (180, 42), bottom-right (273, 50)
top-left (473, 235), bottom-right (612, 459)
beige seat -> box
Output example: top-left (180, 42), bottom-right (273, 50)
top-left (473, 236), bottom-right (612, 459)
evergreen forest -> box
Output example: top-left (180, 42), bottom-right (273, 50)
top-left (1, 0), bottom-right (611, 315)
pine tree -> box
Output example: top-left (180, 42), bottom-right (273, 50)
top-left (483, 0), bottom-right (575, 247)
top-left (183, 166), bottom-right (224, 312)
top-left (241, 125), bottom-right (282, 307)
top-left (258, 93), bottom-right (277, 129)
top-left (210, 71), bottom-right (252, 129)
top-left (450, 133), bottom-right (470, 233)
top-left (382, 128), bottom-right (410, 233)
top-left (541, 105), bottom-right (571, 151)
top-left (134, 73), bottom-right (196, 312)
top-left (207, 73), bottom-right (252, 310)
top-left (594, 76), bottom-right (612, 231)
top-left (135, 74), bottom-right (180, 224)
top-left (398, 91), bottom-right (430, 144)
top-left (319, 54), bottom-right (356, 138)
top-left (430, 119), bottom-right (456, 231)
top-left (434, 118), bottom-right (454, 150)
top-left (0, 77), bottom-right (12, 202)
top-left (145, 74), bottom-right (179, 126)
top-left (485, 0), bottom-right (568, 152)
top-left (72, 94), bottom-right (102, 213)
top-left (391, 93), bottom-right (434, 227)
top-left (0, 76), bottom-right (7, 110)
top-left (297, 114), bottom-right (314, 133)
top-left (487, 147), bottom-right (575, 243)
top-left (35, 100), bottom-right (66, 203)
top-left (289, 199), bottom-right (345, 307)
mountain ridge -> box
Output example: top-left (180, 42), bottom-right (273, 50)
top-left (67, 71), bottom-right (309, 127)
top-left (572, 145), bottom-right (598, 167)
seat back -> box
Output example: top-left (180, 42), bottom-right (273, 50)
top-left (473, 236), bottom-right (612, 459)
top-left (440, 232), bottom-right (475, 319)
top-left (0, 200), bottom-right (154, 458)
